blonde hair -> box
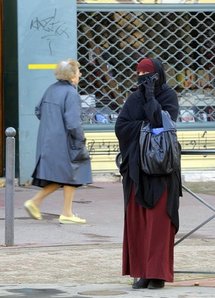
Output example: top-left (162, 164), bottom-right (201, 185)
top-left (55, 59), bottom-right (80, 81)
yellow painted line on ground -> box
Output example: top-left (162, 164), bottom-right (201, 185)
top-left (28, 64), bottom-right (57, 70)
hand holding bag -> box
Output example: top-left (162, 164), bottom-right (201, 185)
top-left (139, 110), bottom-right (181, 175)
top-left (68, 138), bottom-right (90, 162)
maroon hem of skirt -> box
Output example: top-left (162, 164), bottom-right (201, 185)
top-left (122, 185), bottom-right (176, 282)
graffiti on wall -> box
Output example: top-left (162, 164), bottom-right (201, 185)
top-left (30, 8), bottom-right (70, 55)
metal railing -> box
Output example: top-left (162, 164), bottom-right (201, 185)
top-left (115, 149), bottom-right (215, 275)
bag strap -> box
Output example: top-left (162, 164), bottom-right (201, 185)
top-left (140, 110), bottom-right (177, 133)
top-left (161, 110), bottom-right (177, 131)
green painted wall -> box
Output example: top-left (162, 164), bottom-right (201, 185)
top-left (17, 0), bottom-right (77, 184)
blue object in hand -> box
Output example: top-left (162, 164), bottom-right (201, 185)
top-left (151, 127), bottom-right (164, 135)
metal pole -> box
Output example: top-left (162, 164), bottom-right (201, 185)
top-left (174, 214), bottom-right (215, 246)
top-left (182, 184), bottom-right (215, 212)
top-left (5, 127), bottom-right (16, 246)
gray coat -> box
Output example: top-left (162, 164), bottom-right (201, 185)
top-left (32, 80), bottom-right (92, 185)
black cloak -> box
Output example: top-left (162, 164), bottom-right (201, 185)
top-left (115, 58), bottom-right (182, 232)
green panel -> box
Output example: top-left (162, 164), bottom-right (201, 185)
top-left (18, 0), bottom-right (78, 184)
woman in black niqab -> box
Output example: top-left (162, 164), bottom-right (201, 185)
top-left (115, 57), bottom-right (182, 289)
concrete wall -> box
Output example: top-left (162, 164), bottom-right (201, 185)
top-left (17, 0), bottom-right (77, 184)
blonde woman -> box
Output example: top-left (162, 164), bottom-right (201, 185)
top-left (24, 59), bottom-right (92, 224)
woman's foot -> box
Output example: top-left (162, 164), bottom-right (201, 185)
top-left (24, 199), bottom-right (42, 220)
top-left (132, 278), bottom-right (149, 289)
top-left (59, 214), bottom-right (86, 224)
top-left (148, 279), bottom-right (165, 289)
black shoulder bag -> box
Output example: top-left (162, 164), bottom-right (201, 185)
top-left (139, 110), bottom-right (181, 175)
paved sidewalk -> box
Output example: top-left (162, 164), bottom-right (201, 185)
top-left (0, 182), bottom-right (214, 297)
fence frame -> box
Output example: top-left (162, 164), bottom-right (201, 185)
top-left (78, 3), bottom-right (215, 130)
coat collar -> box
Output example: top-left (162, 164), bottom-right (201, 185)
top-left (58, 80), bottom-right (77, 89)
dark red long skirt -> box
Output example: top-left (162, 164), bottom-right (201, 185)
top-left (122, 186), bottom-right (176, 282)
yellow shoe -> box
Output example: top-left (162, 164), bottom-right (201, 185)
top-left (59, 214), bottom-right (86, 224)
top-left (24, 200), bottom-right (42, 220)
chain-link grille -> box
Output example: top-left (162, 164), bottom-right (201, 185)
top-left (77, 6), bottom-right (215, 125)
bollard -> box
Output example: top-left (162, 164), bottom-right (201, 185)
top-left (5, 127), bottom-right (16, 246)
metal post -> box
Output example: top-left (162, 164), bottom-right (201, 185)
top-left (5, 127), bottom-right (16, 246)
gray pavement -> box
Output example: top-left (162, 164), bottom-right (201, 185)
top-left (0, 181), bottom-right (214, 297)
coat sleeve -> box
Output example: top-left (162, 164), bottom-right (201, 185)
top-left (64, 90), bottom-right (85, 145)
top-left (158, 89), bottom-right (179, 122)
top-left (115, 91), bottom-right (162, 146)
top-left (142, 98), bottom-right (162, 127)
top-left (35, 99), bottom-right (43, 120)
top-left (115, 99), bottom-right (142, 147)
top-left (141, 88), bottom-right (179, 127)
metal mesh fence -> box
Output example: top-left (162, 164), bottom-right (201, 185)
top-left (77, 5), bottom-right (215, 125)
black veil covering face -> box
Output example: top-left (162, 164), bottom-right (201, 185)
top-left (137, 72), bottom-right (159, 86)
top-left (136, 58), bottom-right (166, 96)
